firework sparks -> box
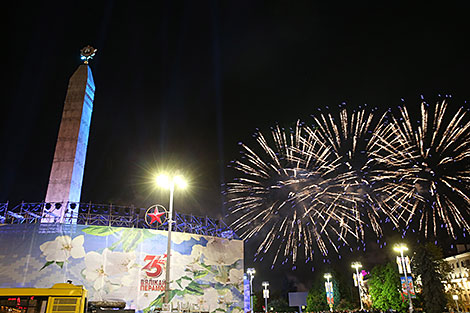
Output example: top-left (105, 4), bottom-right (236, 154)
top-left (374, 101), bottom-right (470, 238)
top-left (228, 123), bottom-right (357, 263)
top-left (226, 100), bottom-right (470, 265)
top-left (305, 108), bottom-right (404, 239)
top-left (226, 108), bottom-right (391, 265)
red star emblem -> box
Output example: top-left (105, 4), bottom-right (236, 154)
top-left (148, 208), bottom-right (166, 224)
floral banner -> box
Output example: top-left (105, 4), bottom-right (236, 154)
top-left (0, 224), bottom-right (244, 313)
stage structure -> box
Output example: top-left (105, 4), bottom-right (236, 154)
top-left (0, 203), bottom-right (243, 313)
top-left (0, 201), bottom-right (235, 238)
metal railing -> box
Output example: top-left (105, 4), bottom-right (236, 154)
top-left (0, 201), bottom-right (237, 239)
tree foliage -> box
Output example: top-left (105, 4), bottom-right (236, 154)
top-left (306, 284), bottom-right (328, 312)
top-left (368, 262), bottom-right (408, 312)
top-left (268, 297), bottom-right (293, 312)
top-left (412, 243), bottom-right (447, 313)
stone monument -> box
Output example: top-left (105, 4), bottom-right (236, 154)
top-left (42, 46), bottom-right (97, 222)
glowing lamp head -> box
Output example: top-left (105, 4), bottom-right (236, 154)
top-left (156, 174), bottom-right (171, 189)
top-left (324, 273), bottom-right (332, 279)
top-left (247, 268), bottom-right (256, 276)
top-left (155, 174), bottom-right (187, 190)
top-left (351, 262), bottom-right (362, 269)
top-left (453, 294), bottom-right (459, 300)
top-left (262, 281), bottom-right (269, 288)
top-left (174, 175), bottom-right (187, 189)
top-left (393, 243), bottom-right (409, 253)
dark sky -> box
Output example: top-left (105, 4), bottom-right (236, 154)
top-left (3, 1), bottom-right (470, 291)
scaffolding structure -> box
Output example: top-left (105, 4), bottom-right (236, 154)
top-left (0, 202), bottom-right (236, 239)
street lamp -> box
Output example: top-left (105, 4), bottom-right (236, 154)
top-left (247, 268), bottom-right (256, 312)
top-left (394, 243), bottom-right (413, 313)
top-left (453, 294), bottom-right (460, 313)
top-left (156, 173), bottom-right (187, 304)
top-left (324, 273), bottom-right (333, 312)
top-left (351, 262), bottom-right (364, 311)
top-left (262, 281), bottom-right (269, 313)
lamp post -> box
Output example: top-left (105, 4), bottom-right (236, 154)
top-left (394, 243), bottom-right (413, 313)
top-left (262, 281), bottom-right (269, 313)
top-left (351, 262), bottom-right (364, 311)
top-left (247, 268), bottom-right (256, 312)
top-left (156, 174), bottom-right (187, 305)
top-left (324, 273), bottom-right (333, 312)
top-left (453, 295), bottom-right (460, 313)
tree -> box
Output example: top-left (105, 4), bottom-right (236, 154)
top-left (333, 268), bottom-right (356, 309)
top-left (330, 276), bottom-right (342, 308)
top-left (253, 292), bottom-right (262, 312)
top-left (306, 284), bottom-right (328, 311)
top-left (268, 297), bottom-right (293, 312)
top-left (368, 262), bottom-right (408, 312)
top-left (412, 242), bottom-right (447, 313)
top-left (336, 298), bottom-right (355, 310)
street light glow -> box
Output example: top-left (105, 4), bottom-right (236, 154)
top-left (262, 281), bottom-right (269, 287)
top-left (247, 268), bottom-right (256, 313)
top-left (393, 243), bottom-right (409, 253)
top-left (453, 294), bottom-right (459, 300)
top-left (156, 174), bottom-right (171, 189)
top-left (174, 175), bottom-right (187, 189)
top-left (324, 273), bottom-right (332, 279)
top-left (351, 262), bottom-right (364, 310)
top-left (351, 262), bottom-right (362, 269)
top-left (394, 243), bottom-right (414, 313)
top-left (155, 173), bottom-right (187, 189)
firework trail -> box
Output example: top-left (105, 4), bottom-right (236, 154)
top-left (374, 100), bottom-right (470, 238)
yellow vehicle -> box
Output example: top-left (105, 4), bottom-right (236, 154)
top-left (0, 283), bottom-right (88, 313)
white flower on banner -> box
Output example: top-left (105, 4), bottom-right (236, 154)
top-left (121, 267), bottom-right (140, 287)
top-left (83, 249), bottom-right (116, 290)
top-left (179, 293), bottom-right (208, 310)
top-left (228, 268), bottom-right (243, 288)
top-left (178, 286), bottom-right (232, 312)
top-left (219, 289), bottom-right (234, 306)
top-left (106, 251), bottom-right (136, 276)
top-left (170, 251), bottom-right (200, 290)
top-left (200, 238), bottom-right (240, 266)
top-left (110, 268), bottom-right (140, 305)
top-left (39, 235), bottom-right (85, 262)
top-left (203, 288), bottom-right (227, 311)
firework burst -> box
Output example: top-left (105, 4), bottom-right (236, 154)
top-left (226, 107), bottom-right (396, 265)
top-left (374, 100), bottom-right (470, 238)
top-left (226, 100), bottom-right (470, 265)
top-left (226, 122), bottom-right (360, 265)
top-left (303, 108), bottom-right (405, 239)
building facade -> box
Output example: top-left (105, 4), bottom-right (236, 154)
top-left (444, 250), bottom-right (470, 312)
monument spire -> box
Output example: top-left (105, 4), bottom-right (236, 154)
top-left (42, 46), bottom-right (97, 223)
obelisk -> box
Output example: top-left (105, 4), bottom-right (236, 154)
top-left (42, 46), bottom-right (97, 223)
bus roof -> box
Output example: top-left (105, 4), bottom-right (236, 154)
top-left (0, 283), bottom-right (87, 297)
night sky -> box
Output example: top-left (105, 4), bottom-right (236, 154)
top-left (3, 1), bottom-right (470, 291)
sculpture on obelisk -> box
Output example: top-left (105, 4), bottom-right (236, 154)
top-left (42, 46), bottom-right (97, 223)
